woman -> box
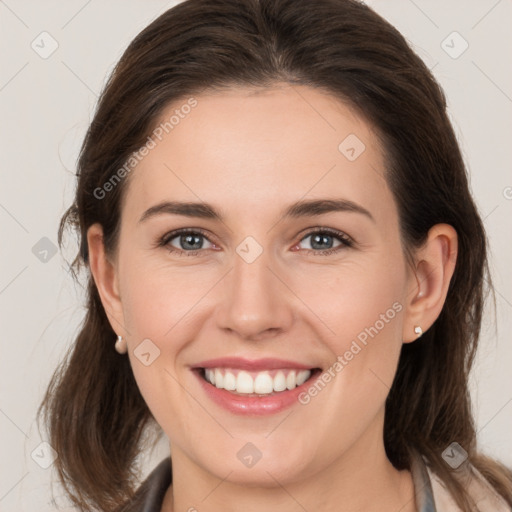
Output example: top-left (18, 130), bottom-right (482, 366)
top-left (39, 0), bottom-right (512, 511)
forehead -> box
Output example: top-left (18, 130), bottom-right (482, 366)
top-left (122, 85), bottom-right (394, 227)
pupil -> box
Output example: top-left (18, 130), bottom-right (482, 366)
top-left (182, 234), bottom-right (202, 250)
top-left (312, 234), bottom-right (332, 250)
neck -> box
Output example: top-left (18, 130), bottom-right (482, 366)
top-left (162, 412), bottom-right (416, 512)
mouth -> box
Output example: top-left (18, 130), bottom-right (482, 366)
top-left (195, 367), bottom-right (321, 396)
top-left (190, 357), bottom-right (322, 415)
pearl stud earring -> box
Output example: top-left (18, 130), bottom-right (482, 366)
top-left (115, 335), bottom-right (128, 354)
top-left (414, 326), bottom-right (423, 337)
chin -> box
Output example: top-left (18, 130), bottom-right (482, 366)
top-left (197, 444), bottom-right (317, 487)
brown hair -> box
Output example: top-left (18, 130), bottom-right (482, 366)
top-left (38, 0), bottom-right (512, 510)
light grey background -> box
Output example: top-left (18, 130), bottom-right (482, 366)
top-left (1, 1), bottom-right (511, 510)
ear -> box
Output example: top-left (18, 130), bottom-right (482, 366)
top-left (87, 223), bottom-right (126, 337)
top-left (402, 223), bottom-right (458, 343)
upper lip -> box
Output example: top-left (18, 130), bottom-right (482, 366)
top-left (192, 357), bottom-right (317, 372)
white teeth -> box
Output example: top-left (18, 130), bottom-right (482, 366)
top-left (205, 369), bottom-right (215, 385)
top-left (203, 368), bottom-right (312, 395)
top-left (223, 371), bottom-right (236, 390)
top-left (254, 372), bottom-right (274, 394)
top-left (214, 368), bottom-right (224, 388)
top-left (286, 371), bottom-right (296, 390)
top-left (273, 371), bottom-right (287, 392)
top-left (296, 370), bottom-right (310, 386)
top-left (236, 371), bottom-right (254, 393)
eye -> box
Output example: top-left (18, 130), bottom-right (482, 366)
top-left (158, 228), bottom-right (216, 255)
top-left (296, 228), bottom-right (354, 255)
top-left (156, 227), bottom-right (354, 257)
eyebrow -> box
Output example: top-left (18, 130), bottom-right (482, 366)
top-left (138, 198), bottom-right (375, 224)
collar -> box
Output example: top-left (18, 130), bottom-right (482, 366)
top-left (410, 450), bottom-right (437, 512)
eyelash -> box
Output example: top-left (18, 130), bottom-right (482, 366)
top-left (156, 227), bottom-right (354, 257)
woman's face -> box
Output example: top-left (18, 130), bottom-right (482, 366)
top-left (109, 85), bottom-right (418, 484)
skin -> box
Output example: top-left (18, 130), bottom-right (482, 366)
top-left (88, 84), bottom-right (457, 512)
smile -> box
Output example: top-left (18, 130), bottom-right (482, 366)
top-left (191, 357), bottom-right (322, 415)
top-left (202, 368), bottom-right (314, 395)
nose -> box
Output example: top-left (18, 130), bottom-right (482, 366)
top-left (215, 246), bottom-right (294, 341)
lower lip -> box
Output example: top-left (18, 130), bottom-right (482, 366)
top-left (193, 369), bottom-right (321, 415)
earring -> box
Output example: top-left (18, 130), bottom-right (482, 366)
top-left (115, 335), bottom-right (128, 354)
top-left (414, 326), bottom-right (423, 338)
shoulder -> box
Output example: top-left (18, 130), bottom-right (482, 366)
top-left (425, 459), bottom-right (510, 512)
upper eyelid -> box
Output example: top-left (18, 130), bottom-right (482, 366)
top-left (162, 227), bottom-right (214, 243)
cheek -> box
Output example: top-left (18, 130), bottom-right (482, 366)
top-left (119, 262), bottom-right (211, 425)
top-left (119, 259), bottom-right (201, 340)
top-left (292, 252), bottom-right (405, 348)
top-left (293, 254), bottom-right (405, 405)
top-left (118, 267), bottom-right (178, 392)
